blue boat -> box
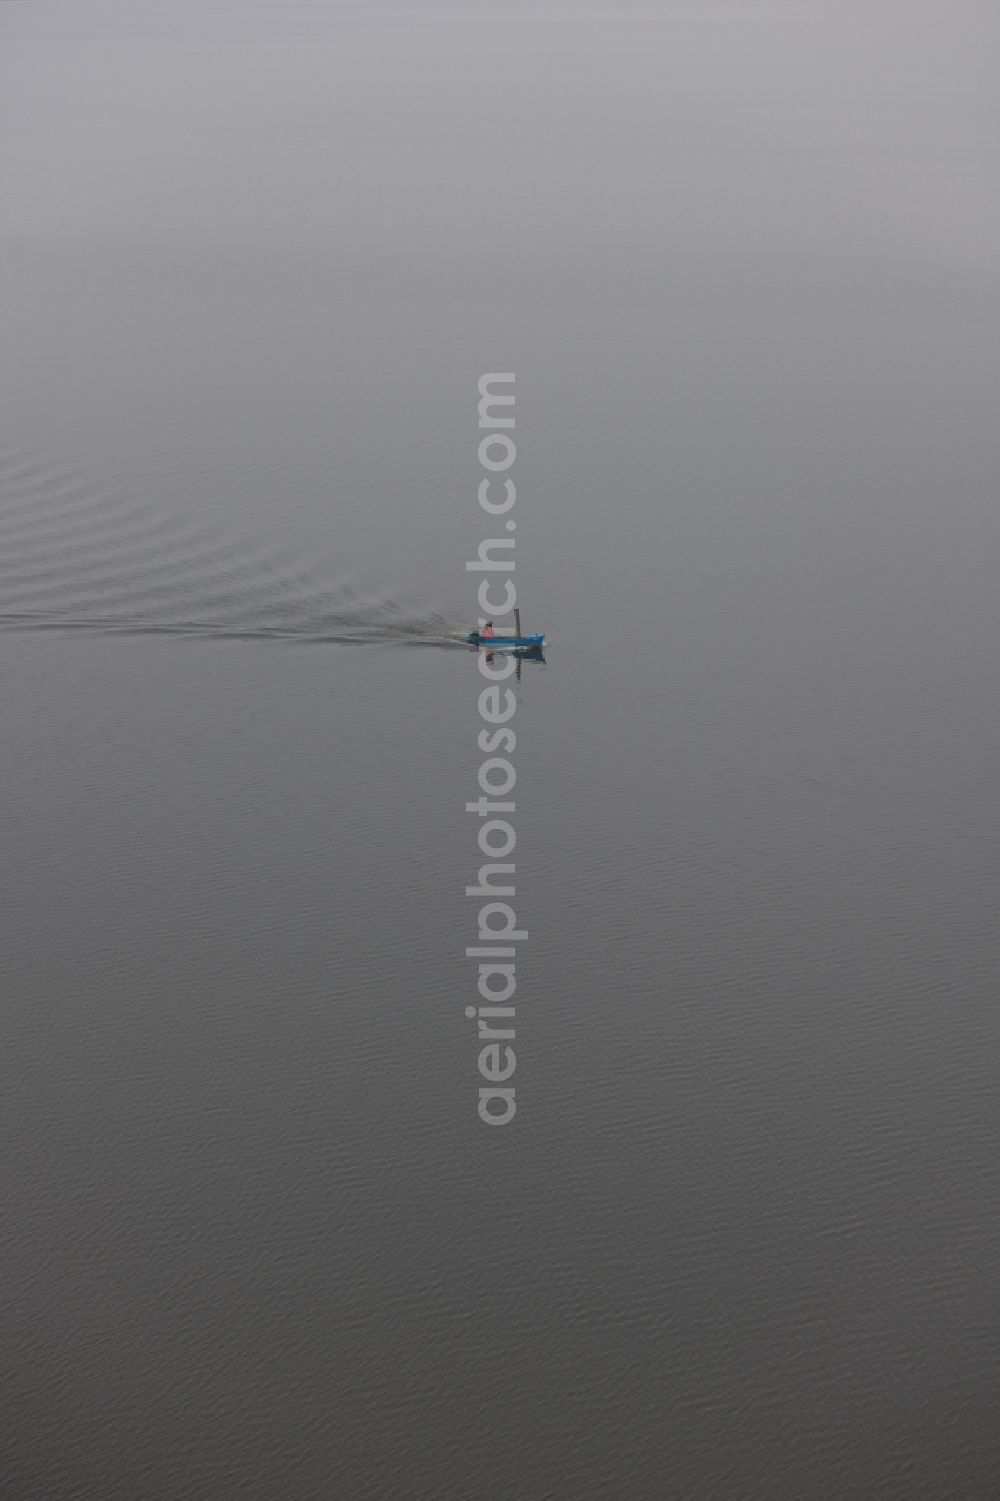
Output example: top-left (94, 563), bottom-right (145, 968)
top-left (468, 631), bottom-right (545, 649)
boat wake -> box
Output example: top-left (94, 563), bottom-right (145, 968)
top-left (0, 446), bottom-right (469, 648)
top-left (0, 606), bottom-right (471, 648)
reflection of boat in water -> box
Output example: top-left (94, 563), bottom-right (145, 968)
top-left (467, 631), bottom-right (545, 649)
top-left (468, 639), bottom-right (545, 664)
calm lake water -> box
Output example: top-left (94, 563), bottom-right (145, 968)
top-left (3, 3), bottom-right (1000, 1497)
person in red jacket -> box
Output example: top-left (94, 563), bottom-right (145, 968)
top-left (481, 621), bottom-right (494, 639)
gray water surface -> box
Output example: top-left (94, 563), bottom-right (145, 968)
top-left (2, 3), bottom-right (1000, 1497)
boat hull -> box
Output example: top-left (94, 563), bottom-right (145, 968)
top-left (468, 632), bottom-right (545, 648)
